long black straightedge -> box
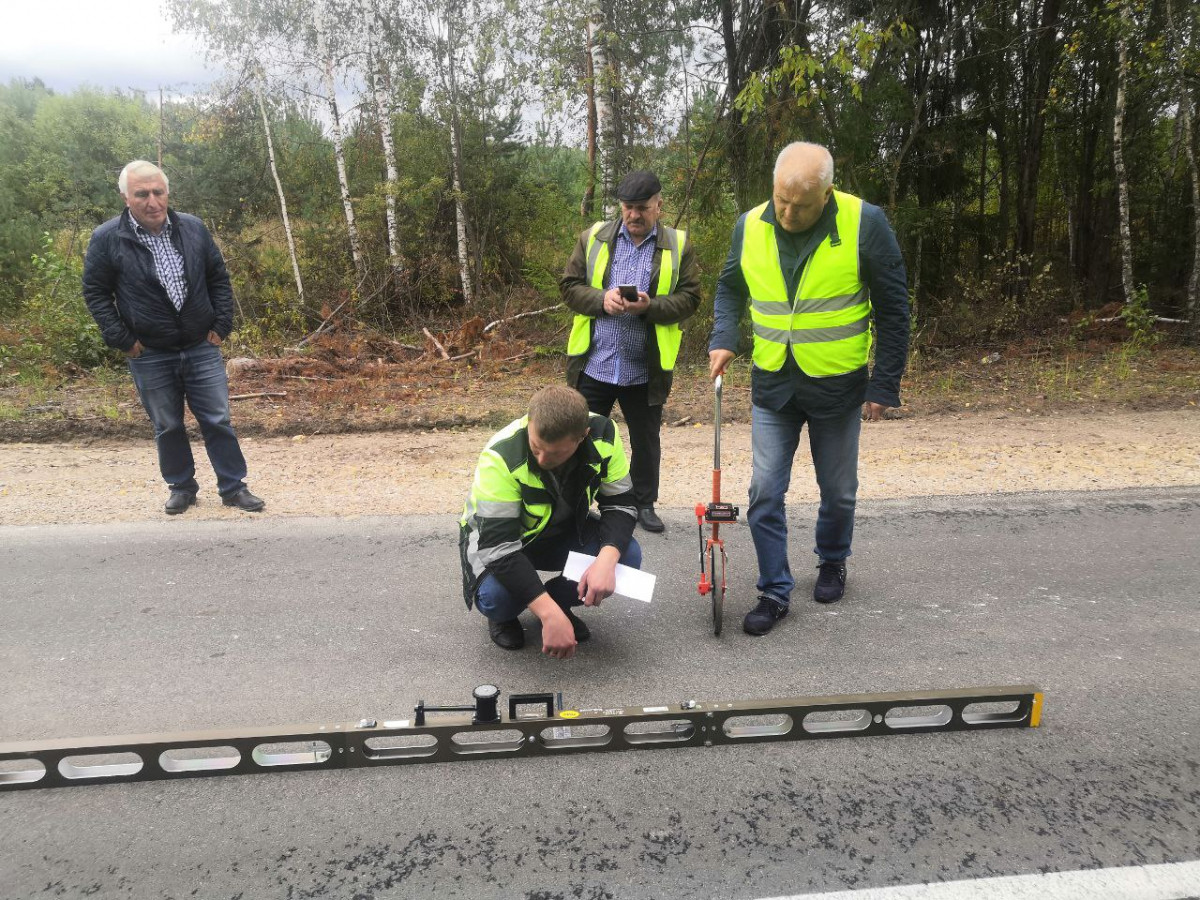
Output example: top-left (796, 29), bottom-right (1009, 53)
top-left (0, 684), bottom-right (1044, 792)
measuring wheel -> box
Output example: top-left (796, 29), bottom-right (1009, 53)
top-left (695, 375), bottom-right (739, 637)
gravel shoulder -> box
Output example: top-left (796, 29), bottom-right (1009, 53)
top-left (2, 408), bottom-right (1198, 527)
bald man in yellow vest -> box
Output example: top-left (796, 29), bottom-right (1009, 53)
top-left (709, 142), bottom-right (910, 635)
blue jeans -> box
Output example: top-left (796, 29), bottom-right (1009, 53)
top-left (747, 401), bottom-right (861, 606)
top-left (474, 521), bottom-right (643, 622)
top-left (127, 341), bottom-right (248, 497)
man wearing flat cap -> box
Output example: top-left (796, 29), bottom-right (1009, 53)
top-left (559, 171), bottom-right (702, 533)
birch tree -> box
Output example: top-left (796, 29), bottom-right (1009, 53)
top-left (587, 0), bottom-right (620, 219)
top-left (314, 0), bottom-right (366, 291)
top-left (1113, 0), bottom-right (1136, 306)
top-left (253, 67), bottom-right (304, 308)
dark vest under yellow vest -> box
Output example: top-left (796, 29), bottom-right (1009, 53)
top-left (566, 223), bottom-right (687, 371)
top-left (741, 191), bottom-right (872, 376)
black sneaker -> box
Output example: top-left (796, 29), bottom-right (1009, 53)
top-left (488, 618), bottom-right (524, 650)
top-left (743, 595), bottom-right (788, 636)
top-left (813, 560), bottom-right (847, 604)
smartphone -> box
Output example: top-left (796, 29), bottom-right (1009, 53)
top-left (618, 284), bottom-right (638, 302)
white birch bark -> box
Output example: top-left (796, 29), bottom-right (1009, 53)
top-left (367, 34), bottom-right (403, 282)
top-left (587, 0), bottom-right (618, 219)
top-left (445, 17), bottom-right (475, 305)
top-left (315, 3), bottom-right (366, 290)
top-left (254, 70), bottom-right (305, 309)
top-left (1113, 6), bottom-right (1136, 306)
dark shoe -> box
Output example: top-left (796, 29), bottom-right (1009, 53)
top-left (637, 506), bottom-right (665, 533)
top-left (165, 491), bottom-right (196, 515)
top-left (222, 488), bottom-right (265, 512)
top-left (560, 606), bottom-right (591, 642)
top-left (813, 560), bottom-right (847, 604)
top-left (488, 618), bottom-right (525, 650)
top-left (743, 595), bottom-right (788, 636)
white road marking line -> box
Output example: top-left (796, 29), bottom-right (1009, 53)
top-left (760, 860), bottom-right (1200, 900)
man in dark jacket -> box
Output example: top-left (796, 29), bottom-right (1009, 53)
top-left (560, 171), bottom-right (702, 533)
top-left (82, 160), bottom-right (265, 515)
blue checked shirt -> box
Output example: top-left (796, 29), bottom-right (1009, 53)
top-left (584, 223), bottom-right (657, 386)
top-left (133, 218), bottom-right (188, 311)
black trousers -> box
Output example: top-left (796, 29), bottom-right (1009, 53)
top-left (577, 372), bottom-right (663, 507)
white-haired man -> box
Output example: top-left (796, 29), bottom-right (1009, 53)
top-left (708, 142), bottom-right (910, 634)
top-left (83, 160), bottom-right (265, 514)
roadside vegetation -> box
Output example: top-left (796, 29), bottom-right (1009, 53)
top-left (2, 0), bottom-right (1198, 439)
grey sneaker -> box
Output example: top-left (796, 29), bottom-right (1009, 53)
top-left (743, 595), bottom-right (788, 636)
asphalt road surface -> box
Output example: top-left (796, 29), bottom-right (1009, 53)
top-left (2, 488), bottom-right (1198, 899)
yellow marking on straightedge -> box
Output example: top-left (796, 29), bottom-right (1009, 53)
top-left (1030, 693), bottom-right (1044, 728)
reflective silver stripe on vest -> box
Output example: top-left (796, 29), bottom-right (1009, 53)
top-left (790, 319), bottom-right (870, 344)
top-left (794, 289), bottom-right (869, 313)
top-left (751, 289), bottom-right (868, 317)
top-left (750, 299), bottom-right (794, 316)
top-left (471, 536), bottom-right (525, 570)
top-left (753, 318), bottom-right (870, 345)
top-left (474, 500), bottom-right (522, 518)
top-left (587, 231), bottom-right (605, 278)
top-left (599, 474), bottom-right (633, 496)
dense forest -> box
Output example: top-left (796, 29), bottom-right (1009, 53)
top-left (1, 0), bottom-right (1198, 373)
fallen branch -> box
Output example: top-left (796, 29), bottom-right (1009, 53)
top-left (297, 296), bottom-right (353, 348)
top-left (279, 374), bottom-right (335, 382)
top-left (230, 391), bottom-right (287, 401)
top-left (484, 304), bottom-right (564, 333)
top-left (449, 350), bottom-right (477, 361)
top-left (423, 327), bottom-right (451, 360)
top-left (671, 416), bottom-right (692, 427)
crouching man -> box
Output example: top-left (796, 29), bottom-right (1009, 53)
top-left (459, 385), bottom-right (642, 659)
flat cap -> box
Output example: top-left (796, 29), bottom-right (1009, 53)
top-left (615, 170), bottom-right (662, 202)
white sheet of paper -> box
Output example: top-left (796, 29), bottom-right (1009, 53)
top-left (563, 551), bottom-right (656, 603)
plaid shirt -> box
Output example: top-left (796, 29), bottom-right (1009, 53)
top-left (132, 218), bottom-right (188, 311)
top-left (583, 223), bottom-right (657, 386)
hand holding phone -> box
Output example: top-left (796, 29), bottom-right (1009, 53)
top-left (618, 284), bottom-right (638, 303)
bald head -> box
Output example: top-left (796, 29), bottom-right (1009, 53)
top-left (772, 142), bottom-right (834, 233)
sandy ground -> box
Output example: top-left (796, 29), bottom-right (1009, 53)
top-left (1, 408), bottom-right (1198, 526)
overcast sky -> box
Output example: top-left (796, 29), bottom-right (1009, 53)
top-left (1, 0), bottom-right (222, 95)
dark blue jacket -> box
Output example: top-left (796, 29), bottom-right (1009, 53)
top-left (82, 208), bottom-right (235, 353)
top-left (709, 195), bottom-right (910, 414)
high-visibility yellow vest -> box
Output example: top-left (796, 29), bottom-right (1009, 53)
top-left (459, 413), bottom-right (632, 581)
top-left (741, 191), bottom-right (872, 376)
top-left (566, 223), bottom-right (688, 371)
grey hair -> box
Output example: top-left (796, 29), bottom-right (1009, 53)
top-left (118, 160), bottom-right (169, 195)
top-left (773, 142), bottom-right (834, 191)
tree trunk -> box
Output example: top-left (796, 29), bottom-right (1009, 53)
top-left (719, 0), bottom-right (750, 210)
top-left (581, 25), bottom-right (597, 219)
top-left (254, 71), bottom-right (305, 311)
top-left (1113, 4), bottom-right (1136, 306)
top-left (588, 0), bottom-right (618, 219)
top-left (445, 18), bottom-right (475, 305)
top-left (314, 6), bottom-right (365, 290)
top-left (1014, 0), bottom-right (1064, 273)
top-left (368, 41), bottom-right (403, 283)
top-left (1166, 0), bottom-right (1200, 342)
